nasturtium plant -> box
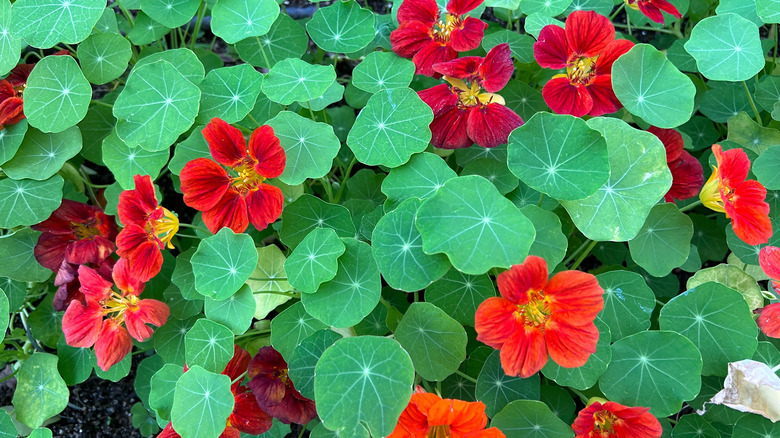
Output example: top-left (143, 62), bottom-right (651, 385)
top-left (2, 1), bottom-right (780, 437)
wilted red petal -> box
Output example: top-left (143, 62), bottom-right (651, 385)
top-left (202, 118), bottom-right (248, 167)
top-left (0, 80), bottom-right (14, 102)
top-left (249, 375), bottom-right (287, 406)
top-left (499, 325), bottom-right (548, 378)
top-left (124, 298), bottom-right (169, 341)
top-left (112, 258), bottom-right (146, 296)
top-left (78, 264), bottom-right (113, 302)
top-left (390, 21), bottom-right (436, 59)
top-left (249, 125), bottom-right (286, 179)
top-left (545, 319), bottom-right (599, 368)
top-left (757, 303), bottom-right (780, 338)
top-left (474, 297), bottom-right (519, 349)
top-left (412, 43), bottom-right (457, 77)
top-left (665, 151), bottom-right (704, 202)
top-left (573, 401), bottom-right (662, 438)
top-left (64, 237), bottom-right (115, 266)
top-left (585, 74), bottom-right (622, 117)
top-left (565, 10), bottom-right (615, 58)
top-left (62, 300), bottom-right (104, 348)
top-left (496, 256), bottom-right (548, 304)
top-left (713, 145), bottom-right (750, 189)
top-left (759, 246), bottom-right (780, 282)
top-left (397, 0), bottom-right (439, 25)
top-left (479, 43), bottom-right (514, 92)
top-left (34, 233), bottom-right (73, 271)
top-left (649, 126), bottom-right (684, 163)
top-left (418, 84), bottom-right (458, 117)
top-left (95, 319), bottom-right (133, 371)
top-left (202, 189), bottom-right (250, 234)
top-left (246, 184), bottom-right (283, 231)
top-left (229, 392), bottom-right (273, 435)
top-left (180, 158), bottom-right (231, 211)
top-left (449, 16), bottom-right (486, 52)
top-left (594, 39), bottom-right (634, 75)
top-left (542, 76), bottom-right (593, 117)
top-left (0, 96), bottom-right (24, 127)
top-left (248, 346), bottom-right (287, 378)
top-left (545, 270), bottom-right (604, 324)
top-left (533, 25), bottom-right (569, 69)
top-left (726, 180), bottom-right (772, 246)
top-left (430, 105), bottom-right (471, 149)
top-left (466, 102), bottom-right (523, 148)
top-left (446, 0), bottom-right (482, 15)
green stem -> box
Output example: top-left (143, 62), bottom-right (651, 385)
top-left (537, 193), bottom-right (545, 208)
top-left (320, 177), bottom-right (334, 202)
top-left (20, 311), bottom-right (43, 353)
top-left (254, 36), bottom-right (272, 69)
top-left (306, 102), bottom-right (317, 122)
top-left (178, 223), bottom-right (210, 234)
top-left (562, 239), bottom-right (592, 266)
top-left (454, 369), bottom-right (478, 384)
top-left (190, 0), bottom-right (207, 49)
top-left (233, 329), bottom-right (271, 341)
top-left (297, 424), bottom-right (307, 438)
top-left (332, 157), bottom-right (357, 204)
top-left (743, 81), bottom-right (763, 126)
top-left (569, 240), bottom-right (598, 270)
top-left (679, 199), bottom-right (702, 212)
top-left (569, 387), bottom-right (588, 404)
top-left (247, 113), bottom-right (262, 129)
top-left (175, 233), bottom-right (200, 239)
top-left (90, 100), bottom-right (113, 108)
top-left (249, 277), bottom-right (288, 282)
top-left (117, 3), bottom-right (135, 25)
top-left (609, 3), bottom-right (625, 20)
top-left (252, 290), bottom-right (300, 298)
top-left (613, 23), bottom-right (675, 35)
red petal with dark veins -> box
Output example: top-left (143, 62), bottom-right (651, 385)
top-left (33, 233), bottom-right (73, 271)
top-left (202, 189), bottom-right (250, 233)
top-left (725, 180), bottom-right (772, 246)
top-left (758, 304), bottom-right (780, 338)
top-left (480, 43), bottom-right (514, 92)
top-left (64, 238), bottom-right (111, 266)
top-left (565, 10), bottom-right (614, 58)
top-left (474, 296), bottom-right (519, 349)
top-left (637, 1), bottom-right (665, 24)
top-left (412, 42), bottom-right (457, 77)
top-left (95, 319), bottom-right (133, 372)
top-left (449, 16), bottom-right (487, 52)
top-left (202, 118), bottom-right (248, 167)
top-left (496, 256), bottom-right (548, 304)
top-left (127, 240), bottom-right (163, 283)
top-left (124, 298), bottom-right (169, 341)
top-left (586, 74), bottom-right (622, 117)
top-left (533, 25), bottom-right (569, 69)
top-left (466, 102), bottom-right (523, 148)
top-left (649, 126), bottom-right (684, 163)
top-left (714, 145), bottom-right (750, 190)
top-left (246, 184), bottom-right (284, 231)
top-left (230, 391), bottom-right (273, 435)
top-left (397, 0), bottom-right (439, 25)
top-left (545, 269), bottom-right (604, 323)
top-left (418, 84), bottom-right (459, 117)
top-left (499, 325), bottom-right (548, 378)
top-left (665, 151), bottom-right (704, 202)
top-left (78, 264), bottom-right (113, 302)
top-left (654, 0), bottom-right (682, 19)
top-left (432, 56), bottom-right (482, 80)
top-left (760, 246), bottom-right (780, 283)
top-left (249, 125), bottom-right (286, 179)
top-left (180, 158), bottom-right (231, 212)
top-left (390, 21), bottom-right (435, 59)
top-left (118, 175), bottom-right (159, 226)
top-left (542, 76), bottom-right (593, 117)
top-left (116, 223), bottom-right (151, 258)
top-left (594, 39), bottom-right (634, 75)
top-left (158, 423), bottom-right (180, 438)
top-left (0, 80), bottom-right (14, 102)
top-left (62, 300), bottom-right (104, 348)
top-left (0, 96), bottom-right (24, 127)
top-left (112, 258), bottom-right (146, 296)
top-left (223, 346), bottom-right (252, 390)
top-left (544, 319), bottom-right (599, 368)
top-left (446, 0), bottom-right (482, 16)
top-left (429, 105), bottom-right (472, 149)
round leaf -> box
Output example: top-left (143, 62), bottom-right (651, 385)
top-left (2, 126), bottom-right (82, 181)
top-left (134, 48), bottom-right (205, 85)
top-left (150, 363), bottom-right (184, 420)
top-left (0, 175), bottom-right (64, 228)
top-left (0, 228), bottom-right (51, 282)
top-left (0, 120), bottom-right (28, 166)
top-left (278, 194), bottom-right (356, 249)
top-left (351, 52), bottom-right (415, 94)
top-left (0, 0), bottom-right (21, 76)
top-left (686, 264), bottom-right (763, 311)
top-left (520, 205), bottom-right (568, 268)
top-left (476, 350), bottom-right (541, 417)
top-left (284, 228), bottom-right (346, 294)
top-left (211, 0), bottom-right (279, 44)
top-left (628, 203), bottom-right (693, 277)
top-left (11, 0), bottom-right (103, 48)
top-left (248, 245), bottom-right (293, 320)
top-left (732, 411), bottom-right (780, 437)
top-left (490, 400), bottom-right (574, 438)
top-left (102, 131), bottom-right (169, 189)
top-left (267, 111), bottom-right (342, 185)
top-left (197, 64), bottom-right (264, 124)
top-left (521, 0), bottom-right (573, 16)
top-left (596, 270), bottom-right (655, 341)
top-left (481, 30), bottom-right (535, 63)
top-left (153, 316), bottom-right (201, 365)
top-left (753, 145), bottom-right (780, 190)
top-left (287, 330), bottom-right (342, 399)
top-left (24, 55), bottom-right (91, 133)
top-left (306, 0), bottom-right (375, 53)
top-left (171, 366), bottom-right (234, 438)
top-left (756, 0), bottom-right (780, 23)
top-left (672, 415), bottom-right (720, 438)
top-left (12, 353), bottom-right (69, 430)
top-left (684, 14), bottom-right (765, 81)
top-left (425, 269), bottom-right (495, 326)
top-left (184, 319), bottom-right (234, 373)
top-left (203, 284), bottom-right (256, 335)
top-left (56, 336), bottom-right (94, 386)
top-left (270, 302), bottom-right (328, 361)
top-left (261, 58), bottom-right (335, 105)
top-left (140, 0), bottom-right (199, 28)
top-left (77, 32), bottom-right (132, 85)
top-left (381, 152), bottom-right (457, 212)
top-left (191, 228), bottom-right (258, 301)
top-left (234, 14), bottom-right (308, 69)
top-left (127, 12), bottom-right (171, 46)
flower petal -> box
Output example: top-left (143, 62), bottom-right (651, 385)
top-left (760, 246), bottom-right (780, 282)
top-left (542, 76), bottom-right (593, 117)
top-left (112, 258), bottom-right (146, 296)
top-left (545, 269), bottom-right (604, 325)
top-left (418, 84), bottom-right (459, 117)
top-left (432, 399), bottom-right (489, 435)
top-left (432, 56), bottom-right (482, 81)
top-left (95, 319), bottom-right (133, 371)
top-left (62, 300), bottom-right (104, 348)
top-left (533, 25), bottom-right (569, 69)
top-left (78, 264), bottom-right (113, 302)
top-left (545, 319), bottom-right (599, 368)
top-left (449, 16), bottom-right (487, 53)
top-left (118, 175), bottom-right (159, 226)
top-left (390, 22), bottom-right (436, 59)
top-left (180, 158), bottom-right (231, 211)
top-left (665, 151), bottom-right (704, 202)
top-left (475, 296), bottom-right (519, 349)
top-left (202, 189), bottom-right (250, 233)
top-left (230, 391), bottom-right (273, 435)
top-left (585, 74), bottom-right (622, 117)
top-left (446, 0), bottom-right (482, 15)
top-left (430, 105), bottom-right (472, 149)
top-left (726, 179), bottom-right (772, 246)
top-left (246, 184), bottom-right (284, 231)
top-left (33, 233), bottom-right (73, 271)
top-left (499, 325), bottom-right (548, 378)
top-left (466, 102), bottom-right (523, 148)
top-left (637, 1), bottom-right (666, 24)
top-left (565, 10), bottom-right (615, 58)
top-left (715, 145), bottom-right (750, 189)
top-left (594, 39), bottom-right (634, 74)
top-left (124, 298), bottom-right (169, 341)
top-left (397, 0), bottom-right (439, 25)
top-left (648, 126), bottom-right (684, 163)
top-left (202, 118), bottom-right (248, 167)
top-left (0, 96), bottom-right (24, 127)
top-left (758, 303), bottom-right (780, 338)
top-left (653, 0), bottom-right (682, 19)
top-left (223, 346), bottom-right (252, 389)
top-left (412, 42), bottom-right (457, 77)
top-left (64, 237), bottom-right (115, 266)
top-left (479, 43), bottom-right (514, 92)
top-left (496, 256), bottom-right (548, 304)
top-left (249, 125), bottom-right (286, 179)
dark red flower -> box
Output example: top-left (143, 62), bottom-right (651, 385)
top-left (533, 11), bottom-right (634, 117)
top-left (625, 0), bottom-right (682, 24)
top-left (248, 346), bottom-right (317, 425)
top-left (180, 118), bottom-right (286, 234)
top-left (647, 127), bottom-right (704, 202)
top-left (52, 257), bottom-right (115, 311)
top-left (116, 174), bottom-right (179, 282)
top-left (418, 44), bottom-right (523, 149)
top-left (390, 0), bottom-right (487, 76)
top-left (573, 400), bottom-right (663, 438)
top-left (32, 200), bottom-right (118, 272)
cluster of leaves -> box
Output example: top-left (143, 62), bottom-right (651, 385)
top-left (0, 0), bottom-right (779, 437)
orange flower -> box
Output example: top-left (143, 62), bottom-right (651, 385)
top-left (474, 256), bottom-right (604, 378)
top-left (699, 144), bottom-right (772, 245)
top-left (388, 389), bottom-right (505, 438)
top-left (572, 400), bottom-right (662, 438)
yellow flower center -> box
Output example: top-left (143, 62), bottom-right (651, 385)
top-left (565, 56), bottom-right (598, 85)
top-left (71, 222), bottom-right (101, 240)
top-left (516, 289), bottom-right (551, 328)
top-left (231, 157), bottom-right (266, 195)
top-left (150, 207), bottom-right (179, 250)
top-left (427, 425), bottom-right (452, 438)
top-left (699, 166), bottom-right (728, 213)
top-left (103, 291), bottom-right (140, 324)
top-left (623, 0), bottom-right (640, 10)
top-left (593, 409), bottom-right (620, 434)
top-left (432, 14), bottom-right (460, 43)
top-left (444, 76), bottom-right (506, 108)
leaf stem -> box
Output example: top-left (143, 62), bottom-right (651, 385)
top-left (178, 222), bottom-right (210, 234)
top-left (254, 36), bottom-right (272, 69)
top-left (252, 290), bottom-right (300, 298)
top-left (609, 3), bottom-right (625, 20)
top-left (249, 277), bottom-right (288, 282)
top-left (190, 0), bottom-right (207, 49)
top-left (742, 81), bottom-right (763, 126)
top-left (454, 369), bottom-right (478, 384)
top-left (562, 239), bottom-right (592, 266)
top-left (320, 177), bottom-right (335, 202)
top-left (569, 240), bottom-right (598, 270)
top-left (537, 193), bottom-right (545, 208)
top-left (333, 156), bottom-right (357, 204)
top-left (90, 100), bottom-right (113, 108)
top-left (20, 310), bottom-right (43, 353)
top-left (612, 23), bottom-right (675, 35)
top-left (679, 199), bottom-right (702, 212)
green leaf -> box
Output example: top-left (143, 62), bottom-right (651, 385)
top-left (0, 0), bottom-right (21, 76)
top-left (287, 330), bottom-right (342, 399)
top-left (351, 52), bottom-right (415, 94)
top-left (732, 413), bottom-right (780, 437)
top-left (680, 116), bottom-right (721, 150)
top-left (0, 411), bottom-right (13, 438)
top-left (2, 126), bottom-right (81, 181)
top-left (153, 316), bottom-right (201, 365)
top-left (598, 331), bottom-right (703, 417)
top-left (270, 302), bottom-right (327, 361)
top-left (0, 289), bottom-right (6, 343)
top-left (11, 0), bottom-right (103, 48)
top-left (0, 120), bottom-right (28, 166)
top-left (297, 81), bottom-right (344, 111)
top-left (94, 352), bottom-right (131, 382)
top-left (502, 81), bottom-right (550, 121)
top-left (28, 428), bottom-right (52, 438)
top-left (203, 284), bottom-right (256, 335)
top-left (306, 0), bottom-right (375, 53)
top-left (507, 112), bottom-right (609, 200)
top-left (755, 75), bottom-right (780, 113)
top-left (315, 336), bottom-right (415, 438)
top-left (524, 14), bottom-right (563, 39)
top-left (267, 111), bottom-right (342, 185)
top-left (596, 271), bottom-right (654, 341)
top-left (416, 175), bottom-right (535, 275)
top-left (672, 415), bottom-right (720, 438)
top-left (102, 131), bottom-right (169, 189)
top-left (169, 126), bottom-right (209, 175)
top-left (135, 355), bottom-right (165, 410)
top-left (491, 400), bottom-right (574, 438)
top-left (171, 366), bottom-right (234, 438)
top-left (234, 14), bottom-right (308, 69)
top-left (699, 81), bottom-right (753, 123)
top-left (541, 320), bottom-right (611, 391)
top-left (716, 0), bottom-right (764, 26)
top-left (757, 0), bottom-right (780, 23)
top-left (184, 319), bottom-right (234, 373)
top-left (24, 55), bottom-right (91, 133)
top-left (560, 117), bottom-right (672, 241)
top-left (728, 112), bottom-right (780, 155)
top-left (192, 228), bottom-right (258, 301)
top-left (381, 152), bottom-right (458, 212)
top-left (140, 0), bottom-right (199, 28)
top-left (211, 0), bottom-right (279, 44)
top-left (686, 263), bottom-right (764, 311)
top-left (0, 175), bottom-right (64, 228)
top-left (127, 12), bottom-right (171, 46)
top-left (12, 353), bottom-right (69, 429)
top-left (520, 205), bottom-right (567, 268)
top-left (284, 228), bottom-right (346, 294)
top-left (461, 158), bottom-right (518, 195)
top-left (0, 229), bottom-right (50, 282)
top-left (425, 269), bottom-right (495, 326)
top-left (261, 59), bottom-right (335, 105)
top-left (150, 363), bottom-right (183, 420)
top-left (659, 282), bottom-right (758, 376)
top-left (395, 302), bottom-right (467, 381)
top-left (684, 14), bottom-right (765, 81)
top-left (347, 87), bottom-right (433, 167)
top-left (248, 245), bottom-right (293, 320)
top-left (56, 336), bottom-right (94, 386)
top-left (628, 203), bottom-right (693, 277)
top-left (372, 198), bottom-right (450, 291)
top-left (197, 64), bottom-right (264, 124)
top-left (77, 33), bottom-right (132, 85)
top-left (521, 0), bottom-right (572, 15)
top-left (482, 30), bottom-right (535, 63)
top-left (564, 0), bottom-right (613, 15)
top-left (114, 60), bottom-right (201, 152)
top-left (165, 285), bottom-right (203, 320)
top-left (278, 194), bottom-right (356, 249)
top-left (612, 44), bottom-right (696, 128)
top-left (301, 238), bottom-right (381, 328)
top-left (135, 48), bottom-right (205, 85)
top-left (476, 350), bottom-right (541, 417)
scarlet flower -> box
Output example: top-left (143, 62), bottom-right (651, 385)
top-left (647, 126), bottom-right (703, 202)
top-left (52, 258), bottom-right (115, 311)
top-left (62, 259), bottom-right (169, 371)
top-left (159, 346), bottom-right (273, 438)
top-left (418, 43), bottom-right (523, 149)
top-left (757, 246), bottom-right (780, 338)
top-left (624, 0), bottom-right (682, 24)
top-left (474, 255), bottom-right (604, 378)
top-left (388, 388), bottom-right (506, 438)
top-left (533, 11), bottom-right (634, 118)
top-left (572, 400), bottom-right (663, 438)
top-left (390, 0), bottom-right (487, 76)
top-left (0, 50), bottom-right (70, 130)
top-left (32, 199), bottom-right (118, 272)
top-left (116, 174), bottom-right (179, 282)
top-left (699, 144), bottom-right (772, 246)
top-left (247, 346), bottom-right (317, 425)
top-left (180, 118), bottom-right (285, 234)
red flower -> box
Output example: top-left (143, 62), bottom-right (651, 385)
top-left (32, 200), bottom-right (118, 272)
top-left (0, 50), bottom-right (70, 130)
top-left (573, 400), bottom-right (662, 438)
top-left (647, 127), bottom-right (704, 202)
top-left (474, 255), bottom-right (604, 378)
top-left (533, 11), bottom-right (634, 117)
top-left (247, 346), bottom-right (317, 425)
top-left (390, 0), bottom-right (487, 76)
top-left (625, 0), bottom-right (682, 24)
top-left (52, 258), bottom-right (115, 311)
top-left (180, 118), bottom-right (285, 234)
top-left (418, 44), bottom-right (523, 149)
top-left (159, 346), bottom-right (273, 438)
top-left (757, 246), bottom-right (780, 338)
top-left (62, 259), bottom-right (169, 371)
top-left (699, 144), bottom-right (772, 246)
top-left (388, 387), bottom-right (505, 438)
top-left (116, 174), bottom-right (179, 282)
